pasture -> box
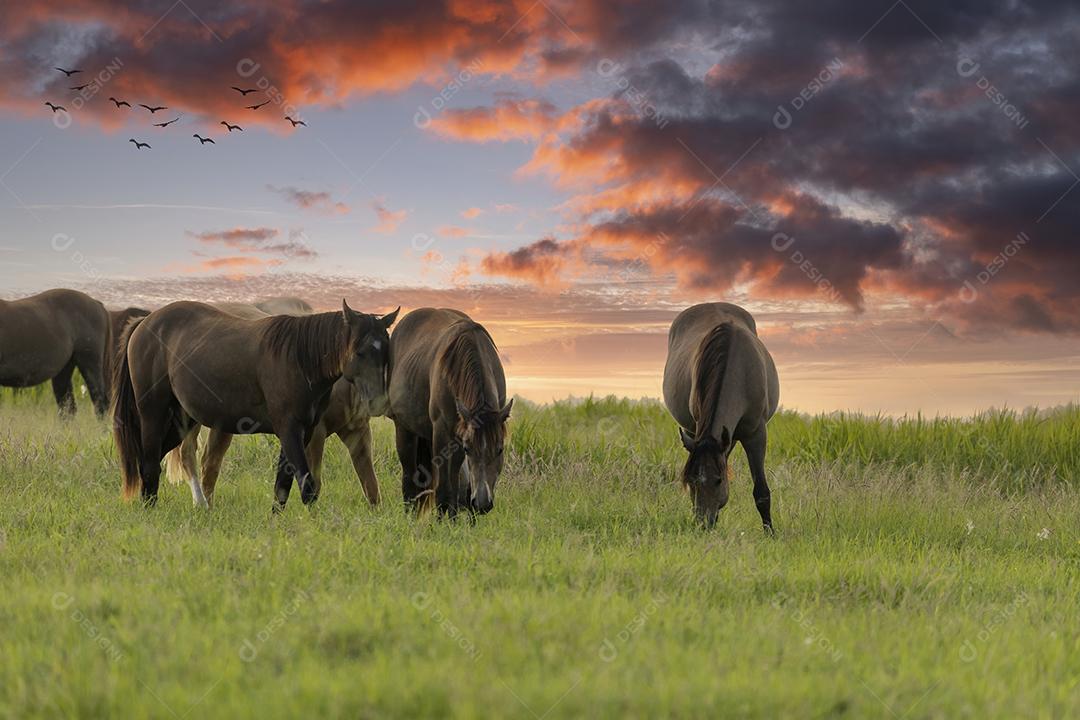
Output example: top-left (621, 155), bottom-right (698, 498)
top-left (1, 388), bottom-right (1078, 718)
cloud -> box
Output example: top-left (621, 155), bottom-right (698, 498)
top-left (186, 226), bottom-right (317, 261)
top-left (427, 98), bottom-right (560, 141)
top-left (437, 225), bottom-right (470, 238)
top-left (267, 185), bottom-right (349, 214)
top-left (370, 199), bottom-right (407, 234)
top-left (0, 0), bottom-right (704, 132)
top-left (445, 1), bottom-right (1080, 335)
top-left (480, 237), bottom-right (574, 287)
top-left (461, 207), bottom-right (484, 219)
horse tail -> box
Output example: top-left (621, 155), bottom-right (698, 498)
top-left (164, 446), bottom-right (186, 486)
top-left (112, 316), bottom-right (145, 500)
top-left (102, 306), bottom-right (115, 402)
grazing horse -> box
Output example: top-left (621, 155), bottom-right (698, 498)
top-left (112, 300), bottom-right (397, 508)
top-left (0, 289), bottom-right (111, 416)
top-left (662, 302), bottom-right (779, 531)
top-left (164, 300), bottom-right (391, 507)
top-left (388, 308), bottom-right (511, 516)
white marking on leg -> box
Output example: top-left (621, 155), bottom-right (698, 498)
top-left (188, 463), bottom-right (208, 508)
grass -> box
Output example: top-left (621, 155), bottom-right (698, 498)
top-left (0, 391), bottom-right (1078, 718)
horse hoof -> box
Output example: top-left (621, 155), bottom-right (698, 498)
top-left (271, 502), bottom-right (286, 514)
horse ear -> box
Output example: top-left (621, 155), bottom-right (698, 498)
top-left (499, 398), bottom-right (513, 422)
top-left (680, 427), bottom-right (696, 451)
top-left (381, 306), bottom-right (401, 328)
top-left (341, 299), bottom-right (354, 323)
top-left (455, 398), bottom-right (472, 422)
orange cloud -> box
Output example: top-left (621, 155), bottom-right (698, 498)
top-left (461, 207), bottom-right (484, 219)
top-left (428, 98), bottom-right (559, 141)
top-left (479, 237), bottom-right (576, 287)
top-left (371, 199), bottom-right (408, 234)
top-left (438, 225), bottom-right (470, 238)
top-left (267, 185), bottom-right (349, 214)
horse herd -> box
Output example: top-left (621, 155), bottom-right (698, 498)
top-left (0, 289), bottom-right (779, 530)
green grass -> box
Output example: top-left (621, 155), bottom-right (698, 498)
top-left (1, 393), bottom-right (1078, 718)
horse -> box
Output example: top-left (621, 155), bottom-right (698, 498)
top-left (0, 288), bottom-right (111, 417)
top-left (112, 300), bottom-right (398, 508)
top-left (254, 297), bottom-right (313, 315)
top-left (388, 308), bottom-right (511, 516)
top-left (164, 300), bottom-right (389, 507)
top-left (662, 302), bottom-right (779, 532)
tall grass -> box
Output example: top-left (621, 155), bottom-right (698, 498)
top-left (511, 396), bottom-right (1080, 489)
top-left (0, 393), bottom-right (1078, 717)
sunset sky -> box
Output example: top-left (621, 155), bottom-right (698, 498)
top-left (1, 0), bottom-right (1078, 415)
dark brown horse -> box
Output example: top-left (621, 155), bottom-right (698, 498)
top-left (164, 300), bottom-right (390, 507)
top-left (662, 302), bottom-right (779, 531)
top-left (0, 288), bottom-right (111, 416)
top-left (388, 308), bottom-right (511, 516)
top-left (112, 300), bottom-right (397, 508)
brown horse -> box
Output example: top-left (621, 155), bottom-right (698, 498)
top-left (112, 300), bottom-right (397, 508)
top-left (662, 302), bottom-right (779, 531)
top-left (388, 308), bottom-right (511, 516)
top-left (0, 288), bottom-right (111, 416)
top-left (164, 300), bottom-right (389, 507)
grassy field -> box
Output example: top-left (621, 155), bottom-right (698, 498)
top-left (1, 389), bottom-right (1078, 718)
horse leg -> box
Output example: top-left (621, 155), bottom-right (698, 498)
top-left (51, 357), bottom-right (77, 417)
top-left (743, 427), bottom-right (774, 535)
top-left (395, 426), bottom-right (426, 512)
top-left (180, 428), bottom-right (208, 508)
top-left (305, 424), bottom-right (327, 502)
top-left (339, 423), bottom-right (380, 506)
top-left (432, 429), bottom-right (463, 518)
top-left (73, 346), bottom-right (108, 417)
top-left (200, 429), bottom-right (233, 507)
top-left (273, 422), bottom-right (317, 510)
top-left (273, 446), bottom-right (293, 512)
top-left (138, 410), bottom-right (183, 506)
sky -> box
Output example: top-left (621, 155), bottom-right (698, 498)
top-left (1, 0), bottom-right (1078, 416)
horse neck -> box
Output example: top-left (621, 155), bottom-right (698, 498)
top-left (444, 328), bottom-right (498, 411)
top-left (690, 323), bottom-right (743, 442)
top-left (264, 312), bottom-right (347, 385)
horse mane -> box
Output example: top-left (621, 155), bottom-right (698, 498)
top-left (260, 311), bottom-right (351, 380)
top-left (691, 322), bottom-right (733, 442)
top-left (441, 321), bottom-right (499, 414)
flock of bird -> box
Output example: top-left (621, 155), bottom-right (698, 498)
top-left (46, 67), bottom-right (307, 150)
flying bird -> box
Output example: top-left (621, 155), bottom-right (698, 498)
top-left (193, 134), bottom-right (215, 145)
top-left (69, 83), bottom-right (91, 91)
top-left (153, 117), bottom-right (181, 128)
top-left (44, 101), bottom-right (66, 113)
top-left (231, 86), bottom-right (257, 96)
top-left (220, 121), bottom-right (243, 132)
top-left (55, 67), bottom-right (82, 77)
top-left (129, 139), bottom-right (151, 150)
top-left (284, 116), bottom-right (307, 127)
top-left (108, 97), bottom-right (131, 108)
top-left (245, 99), bottom-right (271, 110)
top-left (139, 104), bottom-right (168, 114)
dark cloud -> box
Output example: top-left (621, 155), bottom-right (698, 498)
top-left (466, 0), bottom-right (1080, 334)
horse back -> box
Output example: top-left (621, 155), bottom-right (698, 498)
top-left (0, 289), bottom-right (109, 384)
top-left (664, 302), bottom-right (777, 433)
top-left (127, 302), bottom-right (274, 427)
